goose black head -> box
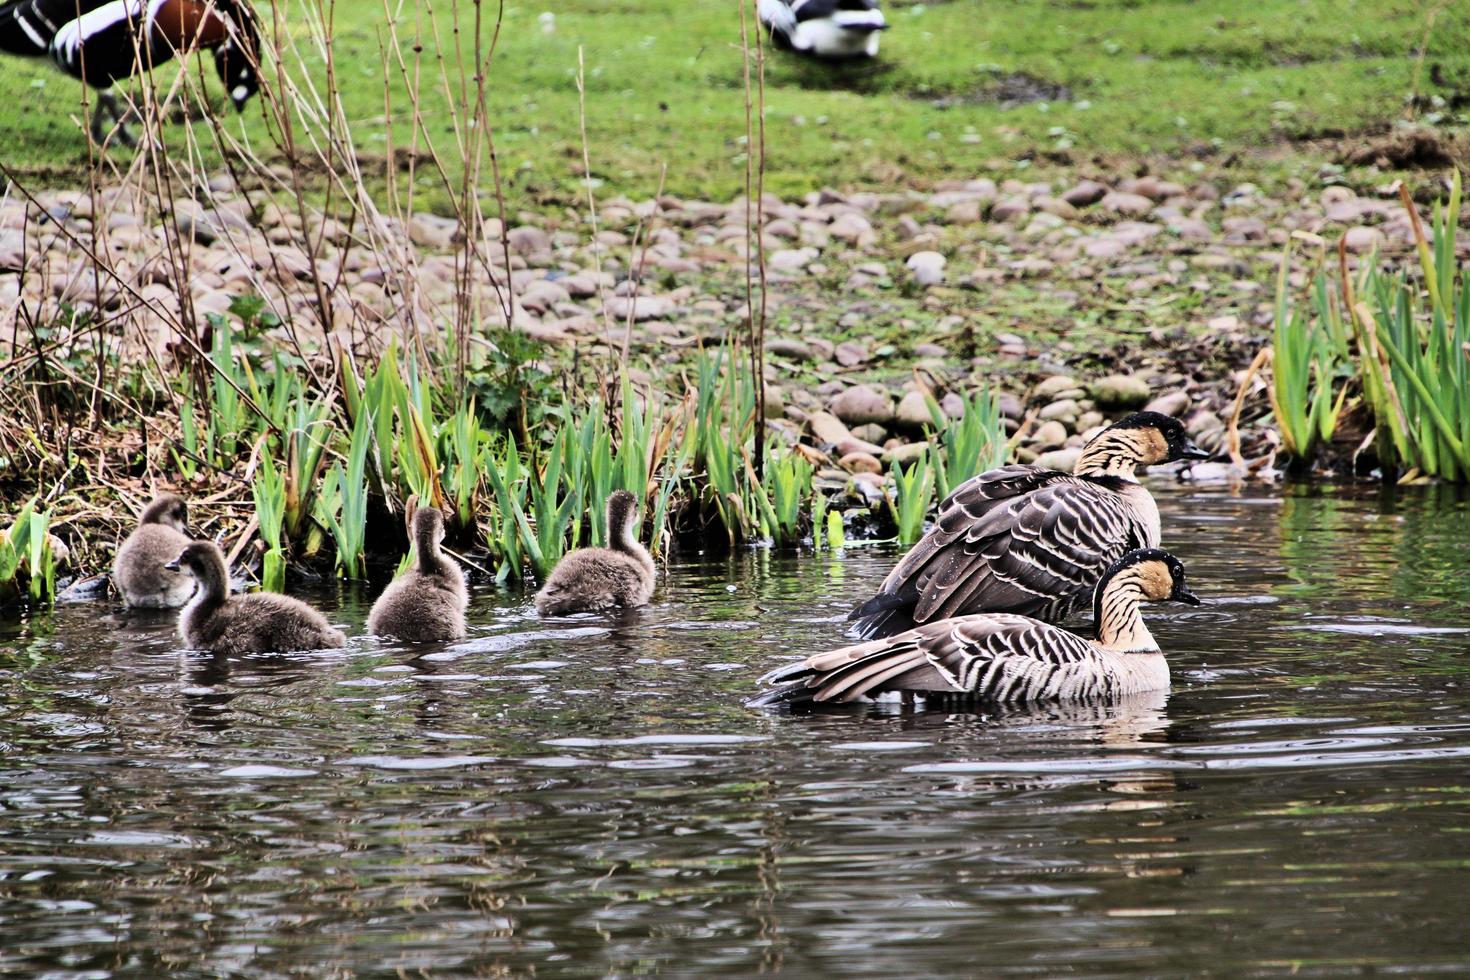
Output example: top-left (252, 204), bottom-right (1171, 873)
top-left (212, 0), bottom-right (261, 111)
top-left (1103, 411), bottom-right (1210, 465)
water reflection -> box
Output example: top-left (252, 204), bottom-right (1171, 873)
top-left (1, 483), bottom-right (1469, 975)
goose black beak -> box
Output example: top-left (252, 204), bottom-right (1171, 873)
top-left (1180, 438), bottom-right (1211, 460)
top-left (163, 559), bottom-right (182, 572)
top-left (1175, 585), bottom-right (1201, 606)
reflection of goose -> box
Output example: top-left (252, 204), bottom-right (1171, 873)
top-left (168, 541), bottom-right (345, 653)
top-left (368, 501), bottom-right (467, 642)
top-left (753, 549), bottom-right (1199, 708)
top-left (850, 412), bottom-right (1208, 639)
top-left (535, 491), bottom-right (655, 616)
top-left (112, 493), bottom-right (194, 608)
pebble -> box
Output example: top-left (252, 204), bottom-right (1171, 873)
top-left (1145, 390), bottom-right (1192, 416)
top-left (1089, 374), bottom-right (1151, 409)
top-left (1101, 192), bottom-right (1154, 217)
top-left (894, 390), bottom-right (937, 430)
top-left (1343, 226), bottom-right (1384, 254)
top-left (1032, 421), bottom-right (1069, 450)
top-left (1032, 375), bottom-right (1083, 401)
top-left (838, 451), bottom-right (883, 474)
top-left (829, 384), bottom-right (896, 426)
top-left (1061, 180), bottom-right (1109, 207)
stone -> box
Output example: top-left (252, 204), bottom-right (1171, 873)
top-left (990, 198), bottom-right (1031, 222)
top-left (769, 247), bottom-right (817, 272)
top-left (1145, 390), bottom-right (1192, 417)
top-left (604, 294), bottom-right (671, 321)
top-left (1089, 374), bottom-right (1151, 409)
top-left (997, 393), bottom-right (1024, 419)
top-left (835, 341), bottom-right (869, 367)
top-left (829, 384), bottom-right (895, 426)
top-left (883, 442), bottom-right (930, 466)
top-left (829, 211), bottom-right (874, 244)
top-left (1032, 375), bottom-right (1081, 401)
top-left (1061, 180), bottom-right (1108, 207)
top-left (408, 213), bottom-right (452, 249)
top-left (895, 389), bottom-right (937, 430)
top-left (1343, 226), bottom-right (1384, 254)
top-left (945, 199), bottom-right (983, 224)
top-left (1101, 192), bottom-right (1154, 217)
top-left (807, 411), bottom-right (853, 447)
top-left (905, 250), bottom-right (946, 287)
top-left (506, 225), bottom-right (550, 255)
top-left (1035, 447), bottom-right (1082, 473)
top-left (1032, 420), bottom-right (1069, 450)
top-left (838, 451), bottom-right (883, 475)
top-left (1038, 398), bottom-right (1079, 423)
top-left (766, 337), bottom-right (813, 361)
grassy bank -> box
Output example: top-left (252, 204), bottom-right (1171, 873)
top-left (2, 0), bottom-right (1469, 204)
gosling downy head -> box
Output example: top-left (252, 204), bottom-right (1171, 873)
top-left (138, 493), bottom-right (189, 533)
top-left (113, 493), bottom-right (194, 608)
top-left (410, 501), bottom-right (446, 551)
top-left (605, 489), bottom-right (639, 537)
top-left (164, 540), bottom-right (227, 588)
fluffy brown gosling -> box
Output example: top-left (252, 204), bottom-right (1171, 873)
top-left (368, 501), bottom-right (468, 642)
top-left (167, 541), bottom-right (345, 654)
top-left (535, 490), bottom-right (655, 616)
top-left (112, 493), bottom-right (194, 608)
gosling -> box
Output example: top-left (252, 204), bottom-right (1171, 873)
top-left (167, 541), bottom-right (345, 654)
top-left (753, 549), bottom-right (1200, 709)
top-left (112, 493), bottom-right (194, 608)
top-left (848, 411), bottom-right (1209, 638)
top-left (535, 489), bottom-right (655, 616)
top-left (367, 500), bottom-right (467, 642)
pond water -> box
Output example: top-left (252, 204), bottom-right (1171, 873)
top-left (2, 483), bottom-right (1469, 977)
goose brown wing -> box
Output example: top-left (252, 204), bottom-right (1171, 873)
top-left (849, 467), bottom-right (1144, 637)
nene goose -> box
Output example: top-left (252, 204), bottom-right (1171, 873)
top-left (849, 411), bottom-right (1207, 639)
top-left (113, 493), bottom-right (194, 608)
top-left (535, 490), bottom-right (655, 616)
top-left (368, 500), bottom-right (467, 642)
top-left (167, 541), bottom-right (345, 653)
top-left (752, 548), bottom-right (1200, 708)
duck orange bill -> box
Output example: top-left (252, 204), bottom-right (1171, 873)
top-left (1175, 585), bottom-right (1201, 605)
top-left (1181, 439), bottom-right (1210, 459)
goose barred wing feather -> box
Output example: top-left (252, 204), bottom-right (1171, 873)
top-left (752, 614), bottom-right (1117, 707)
top-left (849, 466), bottom-right (1147, 637)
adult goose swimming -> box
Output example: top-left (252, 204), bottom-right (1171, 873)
top-left (112, 492), bottom-right (194, 608)
top-left (367, 499), bottom-right (467, 642)
top-left (168, 541), bottom-right (345, 654)
top-left (848, 411), bottom-right (1208, 639)
top-left (751, 549), bottom-right (1200, 708)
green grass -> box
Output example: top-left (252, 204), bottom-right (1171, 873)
top-left (2, 0), bottom-right (1467, 203)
